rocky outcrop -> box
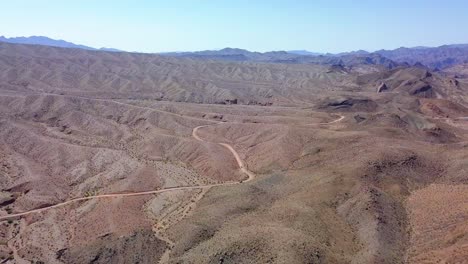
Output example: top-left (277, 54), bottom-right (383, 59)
top-left (320, 97), bottom-right (378, 112)
top-left (377, 83), bottom-right (389, 93)
top-left (327, 64), bottom-right (348, 73)
top-left (409, 83), bottom-right (434, 98)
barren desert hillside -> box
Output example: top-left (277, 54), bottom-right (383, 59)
top-left (0, 43), bottom-right (467, 264)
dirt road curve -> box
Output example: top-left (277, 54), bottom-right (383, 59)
top-left (0, 114), bottom-right (344, 221)
top-left (322, 114), bottom-right (345, 124)
top-left (0, 184), bottom-right (234, 221)
top-left (193, 124), bottom-right (255, 182)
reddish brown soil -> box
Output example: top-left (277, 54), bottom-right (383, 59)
top-left (0, 43), bottom-right (468, 264)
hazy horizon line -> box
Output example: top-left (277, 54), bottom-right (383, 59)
top-left (1, 34), bottom-right (467, 55)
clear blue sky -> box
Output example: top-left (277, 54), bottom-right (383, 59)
top-left (1, 0), bottom-right (468, 53)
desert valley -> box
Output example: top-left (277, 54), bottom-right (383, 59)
top-left (0, 39), bottom-right (467, 263)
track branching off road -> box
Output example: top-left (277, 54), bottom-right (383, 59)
top-left (0, 111), bottom-right (344, 221)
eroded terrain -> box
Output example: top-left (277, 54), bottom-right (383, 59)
top-left (0, 43), bottom-right (467, 263)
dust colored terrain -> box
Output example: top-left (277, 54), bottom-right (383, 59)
top-left (0, 42), bottom-right (467, 263)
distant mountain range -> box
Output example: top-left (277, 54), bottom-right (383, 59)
top-left (2, 36), bottom-right (468, 69)
top-left (163, 45), bottom-right (468, 69)
top-left (373, 45), bottom-right (468, 69)
top-left (0, 36), bottom-right (122, 52)
top-left (161, 47), bottom-right (402, 69)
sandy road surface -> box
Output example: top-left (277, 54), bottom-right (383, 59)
top-left (0, 184), bottom-right (234, 221)
top-left (192, 124), bottom-right (255, 182)
top-left (322, 114), bottom-right (345, 124)
top-left (0, 112), bottom-right (344, 221)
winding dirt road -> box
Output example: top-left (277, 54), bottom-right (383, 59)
top-left (0, 113), bottom-right (344, 221)
top-left (0, 184), bottom-right (233, 221)
top-left (193, 124), bottom-right (255, 182)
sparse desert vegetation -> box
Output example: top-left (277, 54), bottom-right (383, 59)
top-left (0, 34), bottom-right (468, 264)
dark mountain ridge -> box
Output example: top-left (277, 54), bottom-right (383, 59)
top-left (374, 44), bottom-right (468, 69)
top-left (2, 35), bottom-right (468, 69)
top-left (0, 35), bottom-right (122, 52)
